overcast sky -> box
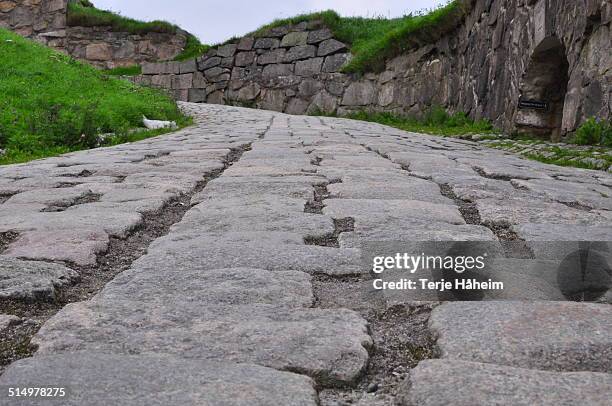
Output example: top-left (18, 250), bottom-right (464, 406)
top-left (94, 0), bottom-right (444, 44)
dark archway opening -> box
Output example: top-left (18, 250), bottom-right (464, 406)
top-left (515, 37), bottom-right (569, 141)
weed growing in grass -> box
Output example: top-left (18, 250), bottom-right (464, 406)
top-left (0, 28), bottom-right (188, 165)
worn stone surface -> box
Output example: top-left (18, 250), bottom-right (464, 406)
top-left (0, 257), bottom-right (78, 301)
top-left (33, 301), bottom-right (371, 385)
top-left (0, 353), bottom-right (319, 406)
top-left (430, 301), bottom-right (612, 372)
top-left (1, 103), bottom-right (611, 403)
top-left (99, 267), bottom-right (315, 307)
top-left (401, 359), bottom-right (612, 406)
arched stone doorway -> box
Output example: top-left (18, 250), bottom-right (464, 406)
top-left (515, 37), bottom-right (569, 141)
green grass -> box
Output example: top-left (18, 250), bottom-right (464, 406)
top-left (67, 2), bottom-right (179, 34)
top-left (102, 65), bottom-right (142, 76)
top-left (173, 35), bottom-right (211, 61)
top-left (251, 1), bottom-right (469, 74)
top-left (571, 117), bottom-right (612, 147)
top-left (486, 138), bottom-right (612, 171)
top-left (325, 107), bottom-right (495, 136)
top-left (0, 28), bottom-right (188, 165)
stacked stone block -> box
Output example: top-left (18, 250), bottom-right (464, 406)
top-left (0, 0), bottom-right (68, 49)
top-left (64, 26), bottom-right (188, 69)
top-left (137, 21), bottom-right (353, 115)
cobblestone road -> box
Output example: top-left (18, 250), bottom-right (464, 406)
top-left (0, 103), bottom-right (611, 405)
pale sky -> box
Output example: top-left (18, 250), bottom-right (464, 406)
top-left (93, 0), bottom-right (445, 44)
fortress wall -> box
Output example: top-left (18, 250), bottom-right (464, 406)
top-left (118, 0), bottom-right (612, 136)
top-left (0, 0), bottom-right (68, 49)
top-left (64, 26), bottom-right (188, 69)
top-left (1, 1), bottom-right (187, 69)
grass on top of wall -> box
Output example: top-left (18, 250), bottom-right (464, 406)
top-left (251, 1), bottom-right (469, 74)
top-left (67, 2), bottom-right (179, 34)
top-left (0, 28), bottom-right (188, 165)
top-left (68, 1), bottom-right (208, 62)
top-left (173, 35), bottom-right (211, 61)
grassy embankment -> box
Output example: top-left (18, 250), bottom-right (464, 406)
top-left (0, 28), bottom-right (189, 165)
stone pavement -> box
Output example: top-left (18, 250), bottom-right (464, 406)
top-left (0, 103), bottom-right (611, 405)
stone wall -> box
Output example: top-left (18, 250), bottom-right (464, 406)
top-left (1, 1), bottom-right (187, 68)
top-left (0, 0), bottom-right (68, 49)
top-left (124, 0), bottom-right (612, 137)
top-left (64, 26), bottom-right (188, 69)
top-left (135, 19), bottom-right (353, 114)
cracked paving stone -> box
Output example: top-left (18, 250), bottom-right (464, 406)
top-left (191, 179), bottom-right (315, 203)
top-left (511, 178), bottom-right (612, 211)
top-left (400, 359), bottom-right (612, 406)
top-left (0, 257), bottom-right (79, 301)
top-left (3, 229), bottom-right (109, 266)
top-left (327, 181), bottom-right (452, 204)
top-left (133, 235), bottom-right (364, 276)
top-left (99, 267), bottom-right (315, 307)
top-left (476, 197), bottom-right (610, 226)
top-left (513, 223), bottom-right (612, 242)
top-left (429, 301), bottom-right (612, 372)
top-left (0, 209), bottom-right (142, 239)
top-left (4, 188), bottom-right (94, 206)
top-left (173, 197), bottom-right (335, 239)
top-left (0, 353), bottom-right (318, 406)
top-left (33, 301), bottom-right (372, 386)
top-left (323, 199), bottom-right (465, 225)
top-left (338, 225), bottom-right (496, 248)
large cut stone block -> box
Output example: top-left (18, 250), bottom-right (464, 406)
top-left (0, 257), bottom-right (78, 301)
top-left (281, 31), bottom-right (308, 47)
top-left (430, 301), bottom-right (612, 372)
top-left (99, 267), bottom-right (315, 308)
top-left (400, 359), bottom-right (612, 406)
top-left (0, 353), bottom-right (319, 406)
top-left (33, 301), bottom-right (372, 386)
top-left (295, 57), bottom-right (323, 76)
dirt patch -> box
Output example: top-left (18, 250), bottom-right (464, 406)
top-left (304, 185), bottom-right (328, 214)
top-left (59, 170), bottom-right (93, 178)
top-left (0, 320), bottom-right (40, 375)
top-left (438, 184), bottom-right (481, 225)
top-left (0, 194), bottom-right (15, 204)
top-left (0, 232), bottom-right (19, 254)
top-left (561, 201), bottom-right (593, 211)
top-left (305, 218), bottom-right (354, 248)
top-left (472, 166), bottom-right (514, 181)
top-left (313, 274), bottom-right (437, 404)
top-left (42, 193), bottom-right (103, 213)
